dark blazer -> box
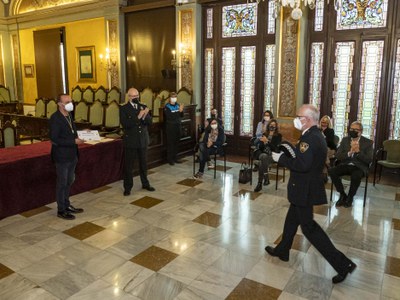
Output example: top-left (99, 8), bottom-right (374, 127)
top-left (335, 135), bottom-right (373, 175)
top-left (278, 125), bottom-right (327, 207)
top-left (257, 133), bottom-right (282, 153)
top-left (120, 101), bottom-right (152, 149)
top-left (203, 125), bottom-right (225, 150)
top-left (322, 127), bottom-right (337, 150)
top-left (164, 103), bottom-right (183, 125)
top-left (49, 110), bottom-right (78, 163)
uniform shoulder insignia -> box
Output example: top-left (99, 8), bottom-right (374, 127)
top-left (300, 142), bottom-right (309, 153)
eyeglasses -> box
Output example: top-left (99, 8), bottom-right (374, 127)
top-left (350, 127), bottom-right (361, 132)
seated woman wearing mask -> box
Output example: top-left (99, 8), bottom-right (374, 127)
top-left (252, 110), bottom-right (274, 171)
top-left (193, 118), bottom-right (225, 179)
top-left (319, 115), bottom-right (337, 182)
top-left (253, 119), bottom-right (282, 192)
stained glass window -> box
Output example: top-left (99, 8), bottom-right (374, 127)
top-left (204, 48), bottom-right (214, 119)
top-left (221, 47), bottom-right (236, 135)
top-left (332, 42), bottom-right (355, 140)
top-left (314, 0), bottom-right (324, 31)
top-left (240, 46), bottom-right (256, 137)
top-left (309, 42), bottom-right (324, 109)
top-left (357, 40), bottom-right (384, 141)
top-left (390, 39), bottom-right (400, 140)
top-left (336, 0), bottom-right (388, 31)
top-left (264, 44), bottom-right (275, 112)
top-left (207, 8), bottom-right (213, 39)
top-left (267, 0), bottom-right (276, 34)
top-left (222, 3), bottom-right (257, 38)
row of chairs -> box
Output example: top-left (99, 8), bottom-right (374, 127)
top-left (71, 86), bottom-right (121, 104)
top-left (0, 121), bottom-right (18, 148)
top-left (73, 100), bottom-right (120, 130)
top-left (0, 85), bottom-right (12, 103)
top-left (34, 98), bottom-right (57, 118)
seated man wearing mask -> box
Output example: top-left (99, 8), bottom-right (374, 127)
top-left (328, 121), bottom-right (373, 208)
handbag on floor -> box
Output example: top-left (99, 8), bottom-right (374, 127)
top-left (238, 162), bottom-right (252, 184)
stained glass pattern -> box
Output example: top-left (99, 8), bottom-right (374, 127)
top-left (390, 39), bottom-right (400, 140)
top-left (264, 45), bottom-right (276, 112)
top-left (240, 46), bottom-right (256, 137)
top-left (207, 8), bottom-right (213, 39)
top-left (337, 0), bottom-right (388, 30)
top-left (222, 3), bottom-right (257, 38)
top-left (357, 40), bottom-right (384, 141)
top-left (204, 49), bottom-right (214, 119)
top-left (314, 0), bottom-right (324, 31)
top-left (267, 0), bottom-right (276, 34)
top-left (309, 43), bottom-right (324, 109)
top-left (221, 47), bottom-right (236, 135)
top-left (332, 42), bottom-right (355, 140)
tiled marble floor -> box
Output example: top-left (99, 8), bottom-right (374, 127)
top-left (0, 158), bottom-right (400, 300)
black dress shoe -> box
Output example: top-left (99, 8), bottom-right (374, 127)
top-left (175, 159), bottom-right (184, 164)
top-left (57, 211), bottom-right (76, 220)
top-left (335, 193), bottom-right (347, 207)
top-left (169, 162), bottom-right (175, 166)
top-left (332, 261), bottom-right (357, 284)
top-left (265, 246), bottom-right (289, 262)
top-left (344, 196), bottom-right (353, 208)
top-left (142, 185), bottom-right (155, 192)
top-left (263, 174), bottom-right (270, 186)
top-left (123, 190), bottom-right (131, 196)
top-left (254, 182), bottom-right (262, 192)
top-left (66, 205), bottom-right (84, 213)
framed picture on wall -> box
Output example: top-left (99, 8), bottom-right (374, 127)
top-left (24, 64), bottom-right (35, 78)
top-left (76, 46), bottom-right (96, 82)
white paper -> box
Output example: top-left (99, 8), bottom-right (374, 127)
top-left (77, 130), bottom-right (101, 141)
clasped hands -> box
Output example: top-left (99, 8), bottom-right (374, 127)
top-left (349, 140), bottom-right (360, 156)
top-left (138, 107), bottom-right (150, 119)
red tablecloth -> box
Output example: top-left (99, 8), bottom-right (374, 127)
top-left (0, 140), bottom-right (123, 219)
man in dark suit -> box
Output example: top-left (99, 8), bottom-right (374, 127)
top-left (50, 94), bottom-right (84, 220)
top-left (266, 104), bottom-right (356, 284)
top-left (120, 88), bottom-right (155, 196)
top-left (328, 121), bottom-right (373, 208)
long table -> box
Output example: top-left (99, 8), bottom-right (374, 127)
top-left (0, 139), bottom-right (123, 219)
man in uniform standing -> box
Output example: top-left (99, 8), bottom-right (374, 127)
top-left (266, 104), bottom-right (356, 284)
top-left (120, 88), bottom-right (155, 196)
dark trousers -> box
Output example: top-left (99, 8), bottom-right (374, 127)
top-left (198, 142), bottom-right (217, 173)
top-left (275, 203), bottom-right (352, 275)
top-left (55, 158), bottom-right (78, 213)
top-left (123, 147), bottom-right (149, 192)
top-left (166, 124), bottom-right (181, 163)
top-left (258, 152), bottom-right (272, 183)
top-left (328, 164), bottom-right (364, 197)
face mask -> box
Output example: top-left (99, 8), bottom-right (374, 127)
top-left (211, 124), bottom-right (218, 129)
top-left (131, 97), bottom-right (139, 103)
top-left (349, 130), bottom-right (359, 138)
top-left (171, 97), bottom-right (177, 104)
top-left (269, 126), bottom-right (276, 131)
top-left (64, 102), bottom-right (74, 112)
top-left (264, 116), bottom-right (270, 122)
top-left (293, 117), bottom-right (303, 131)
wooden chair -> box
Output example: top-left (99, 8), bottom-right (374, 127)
top-left (140, 87), bottom-right (154, 110)
top-left (107, 86), bottom-right (121, 104)
top-left (152, 95), bottom-right (163, 123)
top-left (46, 99), bottom-right (57, 118)
top-left (95, 86), bottom-right (107, 103)
top-left (71, 86), bottom-right (83, 103)
top-left (103, 100), bottom-right (120, 130)
top-left (373, 140), bottom-right (400, 185)
top-left (88, 100), bottom-right (104, 128)
top-left (82, 86), bottom-right (95, 103)
top-left (1, 121), bottom-right (19, 147)
top-left (0, 85), bottom-right (11, 103)
top-left (177, 87), bottom-right (192, 105)
top-left (35, 98), bottom-right (46, 118)
top-left (74, 101), bottom-right (89, 122)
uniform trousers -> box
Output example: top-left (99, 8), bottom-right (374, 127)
top-left (123, 147), bottom-right (149, 191)
top-left (55, 157), bottom-right (77, 213)
top-left (166, 123), bottom-right (181, 163)
top-left (275, 203), bottom-right (352, 275)
top-left (328, 164), bottom-right (364, 197)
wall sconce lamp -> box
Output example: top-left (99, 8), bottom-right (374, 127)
top-left (171, 44), bottom-right (190, 70)
top-left (99, 48), bottom-right (117, 72)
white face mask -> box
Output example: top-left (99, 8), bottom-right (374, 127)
top-left (264, 116), bottom-right (270, 122)
top-left (64, 102), bottom-right (74, 112)
top-left (211, 124), bottom-right (218, 129)
top-left (293, 117), bottom-right (303, 131)
top-left (170, 97), bottom-right (177, 104)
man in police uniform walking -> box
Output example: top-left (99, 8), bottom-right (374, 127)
top-left (266, 104), bottom-right (356, 284)
top-left (120, 87), bottom-right (155, 196)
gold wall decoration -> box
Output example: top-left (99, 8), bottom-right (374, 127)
top-left (16, 0), bottom-right (84, 14)
top-left (180, 9), bottom-right (192, 91)
top-left (12, 34), bottom-right (22, 101)
top-left (278, 8), bottom-right (299, 118)
top-left (107, 19), bottom-right (119, 88)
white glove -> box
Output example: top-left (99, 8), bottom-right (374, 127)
top-left (272, 151), bottom-right (283, 162)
